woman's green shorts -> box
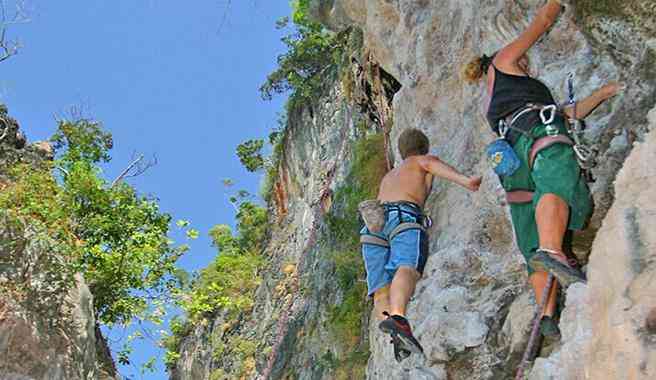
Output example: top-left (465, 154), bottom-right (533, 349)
top-left (501, 119), bottom-right (592, 275)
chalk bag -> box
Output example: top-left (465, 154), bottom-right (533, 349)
top-left (358, 199), bottom-right (386, 233)
top-left (486, 138), bottom-right (520, 177)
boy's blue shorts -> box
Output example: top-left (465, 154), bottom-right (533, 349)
top-left (360, 202), bottom-right (429, 296)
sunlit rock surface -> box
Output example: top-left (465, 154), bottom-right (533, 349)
top-left (173, 1), bottom-right (656, 378)
top-left (312, 1), bottom-right (655, 379)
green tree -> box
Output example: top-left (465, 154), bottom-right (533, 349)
top-left (236, 139), bottom-right (265, 172)
top-left (1, 116), bottom-right (194, 371)
top-left (259, 0), bottom-right (347, 108)
top-left (50, 118), bottom-right (191, 324)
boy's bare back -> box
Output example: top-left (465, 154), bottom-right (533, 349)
top-left (378, 156), bottom-right (433, 207)
top-left (378, 155), bottom-right (482, 207)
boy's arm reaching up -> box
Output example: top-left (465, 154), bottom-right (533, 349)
top-left (418, 155), bottom-right (482, 191)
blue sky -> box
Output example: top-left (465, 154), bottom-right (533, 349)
top-left (1, 0), bottom-right (290, 378)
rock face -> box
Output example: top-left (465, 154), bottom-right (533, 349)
top-left (171, 86), bottom-right (375, 380)
top-left (310, 1), bottom-right (656, 379)
top-left (0, 108), bottom-right (116, 380)
top-left (172, 1), bottom-right (656, 379)
top-left (530, 106), bottom-right (656, 380)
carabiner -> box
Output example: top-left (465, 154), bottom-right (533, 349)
top-left (423, 215), bottom-right (433, 229)
top-left (567, 72), bottom-right (576, 105)
top-left (498, 120), bottom-right (509, 138)
top-left (540, 104), bottom-right (557, 125)
top-left (573, 144), bottom-right (593, 162)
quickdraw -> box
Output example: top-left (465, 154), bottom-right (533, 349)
top-left (565, 73), bottom-right (596, 170)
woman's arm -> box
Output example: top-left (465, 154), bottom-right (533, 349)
top-left (563, 82), bottom-right (623, 119)
top-left (494, 0), bottom-right (563, 71)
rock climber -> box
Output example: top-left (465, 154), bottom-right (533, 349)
top-left (360, 128), bottom-right (481, 361)
top-left (463, 0), bottom-right (621, 338)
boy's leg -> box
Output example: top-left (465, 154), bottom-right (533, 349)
top-left (389, 267), bottom-right (420, 317)
top-left (378, 228), bottom-right (428, 355)
top-left (361, 229), bottom-right (393, 315)
top-left (373, 285), bottom-right (391, 321)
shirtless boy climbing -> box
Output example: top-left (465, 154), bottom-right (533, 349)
top-left (360, 128), bottom-right (481, 361)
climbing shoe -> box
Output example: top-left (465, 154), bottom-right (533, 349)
top-left (539, 316), bottom-right (561, 338)
top-left (529, 249), bottom-right (586, 288)
top-left (390, 334), bottom-right (412, 363)
top-left (379, 312), bottom-right (424, 355)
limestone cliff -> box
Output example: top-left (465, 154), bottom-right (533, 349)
top-left (0, 107), bottom-right (117, 380)
top-left (172, 1), bottom-right (656, 379)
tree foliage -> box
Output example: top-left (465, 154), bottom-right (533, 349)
top-left (236, 139), bottom-right (265, 172)
top-left (260, 0), bottom-right (347, 108)
top-left (180, 201), bottom-right (267, 322)
top-left (1, 118), bottom-right (191, 326)
top-left (164, 201), bottom-right (269, 368)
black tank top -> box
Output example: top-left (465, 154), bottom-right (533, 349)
top-left (486, 64), bottom-right (555, 134)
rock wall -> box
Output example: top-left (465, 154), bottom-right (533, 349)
top-left (530, 106), bottom-right (656, 380)
top-left (0, 107), bottom-right (116, 380)
top-left (172, 1), bottom-right (656, 379)
top-left (310, 1), bottom-right (655, 379)
top-left (171, 86), bottom-right (376, 380)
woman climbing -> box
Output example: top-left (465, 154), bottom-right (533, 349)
top-left (463, 0), bottom-right (621, 337)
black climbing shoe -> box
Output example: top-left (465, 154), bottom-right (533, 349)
top-left (379, 312), bottom-right (424, 355)
top-left (529, 249), bottom-right (586, 288)
top-left (390, 334), bottom-right (411, 363)
top-left (539, 316), bottom-right (561, 338)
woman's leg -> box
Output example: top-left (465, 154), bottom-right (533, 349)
top-left (535, 193), bottom-right (569, 252)
top-left (534, 192), bottom-right (569, 316)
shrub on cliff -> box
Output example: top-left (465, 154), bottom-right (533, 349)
top-left (260, 0), bottom-right (348, 110)
top-left (179, 201), bottom-right (267, 321)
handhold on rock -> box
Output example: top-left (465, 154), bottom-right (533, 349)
top-left (15, 130), bottom-right (26, 149)
top-left (646, 308), bottom-right (656, 334)
top-left (32, 141), bottom-right (54, 160)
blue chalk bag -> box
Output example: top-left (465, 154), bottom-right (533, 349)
top-left (486, 122), bottom-right (520, 177)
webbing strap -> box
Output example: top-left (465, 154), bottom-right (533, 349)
top-left (529, 135), bottom-right (574, 168)
top-left (389, 222), bottom-right (425, 241)
top-left (506, 135), bottom-right (575, 204)
top-left (506, 190), bottom-right (534, 204)
top-left (360, 234), bottom-right (390, 247)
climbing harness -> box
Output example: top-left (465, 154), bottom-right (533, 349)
top-left (360, 234), bottom-right (390, 247)
top-left (515, 273), bottom-right (555, 380)
top-left (359, 201), bottom-right (430, 246)
top-left (388, 222), bottom-right (426, 241)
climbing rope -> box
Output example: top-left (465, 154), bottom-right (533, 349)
top-left (259, 115), bottom-right (354, 380)
top-left (515, 273), bottom-right (555, 380)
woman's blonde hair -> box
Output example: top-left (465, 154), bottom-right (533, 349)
top-left (462, 54), bottom-right (494, 84)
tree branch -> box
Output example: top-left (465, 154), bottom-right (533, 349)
top-left (0, 0), bottom-right (30, 63)
top-left (111, 153), bottom-right (157, 187)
